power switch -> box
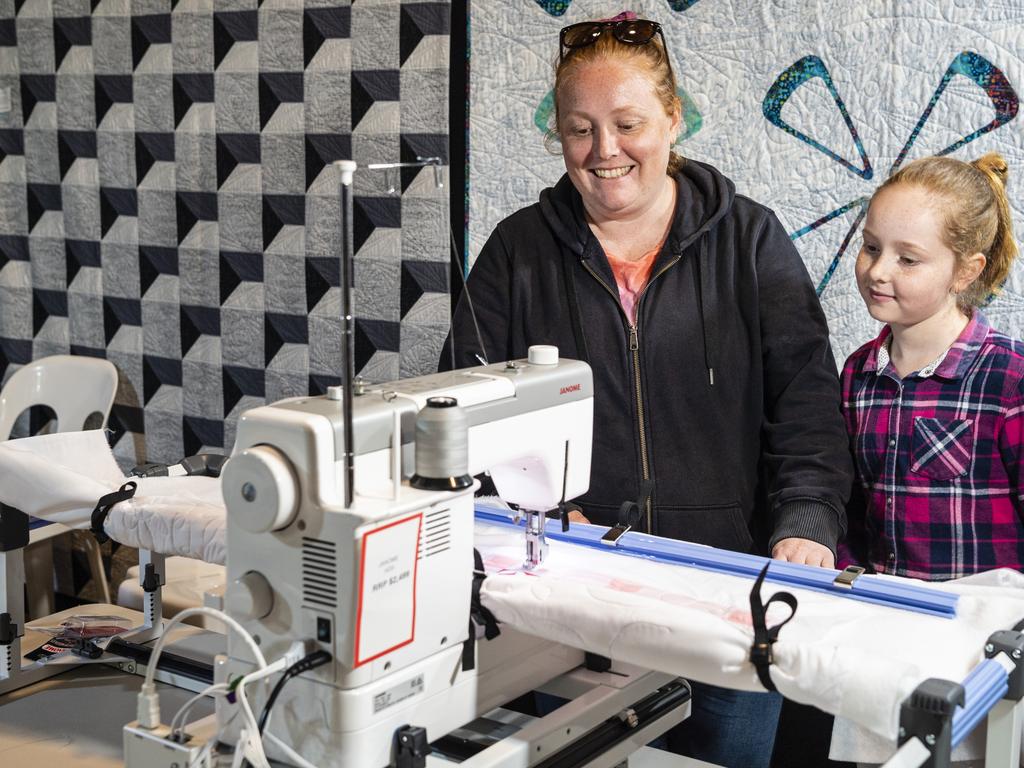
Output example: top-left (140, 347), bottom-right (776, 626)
top-left (317, 616), bottom-right (331, 643)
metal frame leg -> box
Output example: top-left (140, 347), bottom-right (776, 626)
top-left (0, 547), bottom-right (25, 684)
top-left (984, 698), bottom-right (1022, 766)
top-left (124, 549), bottom-right (165, 644)
top-left (23, 537), bottom-right (55, 618)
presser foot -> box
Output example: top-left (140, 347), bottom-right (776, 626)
top-left (523, 509), bottom-right (548, 571)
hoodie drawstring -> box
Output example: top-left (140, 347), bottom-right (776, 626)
top-left (696, 234), bottom-right (716, 386)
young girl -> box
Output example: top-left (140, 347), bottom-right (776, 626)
top-left (840, 152), bottom-right (1023, 580)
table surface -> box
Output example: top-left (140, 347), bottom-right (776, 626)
top-left (0, 665), bottom-right (213, 767)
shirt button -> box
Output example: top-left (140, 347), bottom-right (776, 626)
top-left (889, 439), bottom-right (896, 447)
top-left (887, 498), bottom-right (892, 505)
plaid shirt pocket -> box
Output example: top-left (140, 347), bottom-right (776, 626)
top-left (910, 417), bottom-right (974, 480)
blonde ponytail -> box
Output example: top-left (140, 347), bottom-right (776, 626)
top-left (970, 152), bottom-right (1018, 303)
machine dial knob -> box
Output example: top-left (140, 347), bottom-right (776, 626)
top-left (227, 571), bottom-right (274, 620)
top-left (222, 445), bottom-right (299, 533)
top-left (527, 345), bottom-right (558, 365)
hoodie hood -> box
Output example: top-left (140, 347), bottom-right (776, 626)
top-left (537, 158), bottom-right (736, 260)
top-left (538, 158), bottom-right (735, 386)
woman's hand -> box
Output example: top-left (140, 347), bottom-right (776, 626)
top-left (771, 537), bottom-right (835, 569)
top-left (567, 508), bottom-right (591, 524)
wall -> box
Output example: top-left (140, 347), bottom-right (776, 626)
top-left (468, 0), bottom-right (1024, 364)
top-left (0, 0), bottom-right (452, 464)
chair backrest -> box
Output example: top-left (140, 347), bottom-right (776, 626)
top-left (0, 355), bottom-right (119, 441)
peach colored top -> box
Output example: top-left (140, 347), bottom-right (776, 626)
top-left (605, 240), bottom-right (665, 324)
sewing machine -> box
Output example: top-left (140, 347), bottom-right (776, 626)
top-left (4, 347), bottom-right (1019, 767)
top-left (124, 347), bottom-right (687, 768)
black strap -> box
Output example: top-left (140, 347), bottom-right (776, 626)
top-left (471, 549), bottom-right (500, 640)
top-left (748, 563), bottom-right (798, 692)
top-left (563, 254), bottom-right (590, 364)
top-left (463, 549), bottom-right (501, 671)
top-left (90, 481), bottom-right (138, 544)
top-left (617, 478), bottom-right (655, 531)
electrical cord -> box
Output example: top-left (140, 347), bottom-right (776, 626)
top-left (235, 660), bottom-right (289, 768)
top-left (170, 681), bottom-right (229, 742)
top-left (264, 731), bottom-right (322, 768)
top-left (236, 650), bottom-right (330, 768)
top-left (257, 650), bottom-right (333, 734)
top-left (141, 606), bottom-right (267, 695)
top-left (134, 606), bottom-right (270, 768)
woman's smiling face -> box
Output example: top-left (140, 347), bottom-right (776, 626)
top-left (558, 59), bottom-right (680, 221)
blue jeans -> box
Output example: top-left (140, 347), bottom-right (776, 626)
top-left (660, 680), bottom-right (783, 768)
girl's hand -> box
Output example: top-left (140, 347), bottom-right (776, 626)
top-left (771, 537), bottom-right (835, 569)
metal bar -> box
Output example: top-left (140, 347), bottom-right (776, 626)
top-left (105, 637), bottom-right (214, 685)
top-left (475, 508), bottom-right (959, 618)
top-left (533, 680), bottom-right (690, 768)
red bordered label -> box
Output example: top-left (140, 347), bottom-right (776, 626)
top-left (353, 513), bottom-right (423, 667)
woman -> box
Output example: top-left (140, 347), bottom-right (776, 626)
top-left (444, 12), bottom-right (852, 767)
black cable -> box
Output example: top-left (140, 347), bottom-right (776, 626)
top-left (257, 650), bottom-right (332, 735)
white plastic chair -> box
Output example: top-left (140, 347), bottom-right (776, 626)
top-left (0, 355), bottom-right (119, 615)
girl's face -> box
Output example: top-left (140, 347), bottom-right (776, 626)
top-left (557, 59), bottom-right (680, 221)
top-left (855, 184), bottom-right (969, 331)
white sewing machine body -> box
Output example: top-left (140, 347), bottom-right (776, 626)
top-left (218, 354), bottom-right (596, 766)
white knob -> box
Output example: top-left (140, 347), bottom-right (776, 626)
top-left (326, 385), bottom-right (343, 401)
top-left (227, 571), bottom-right (274, 620)
top-left (334, 159), bottom-right (357, 185)
top-left (527, 345), bottom-right (559, 365)
top-left (222, 445), bottom-right (299, 533)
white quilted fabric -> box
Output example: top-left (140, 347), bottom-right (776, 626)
top-left (105, 477), bottom-right (226, 565)
top-left (475, 520), bottom-right (1024, 760)
top-left (0, 431), bottom-right (226, 564)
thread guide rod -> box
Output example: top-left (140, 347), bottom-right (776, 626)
top-left (334, 160), bottom-right (357, 509)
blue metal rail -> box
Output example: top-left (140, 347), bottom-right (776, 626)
top-left (951, 659), bottom-right (1009, 748)
top-left (475, 507), bottom-right (959, 618)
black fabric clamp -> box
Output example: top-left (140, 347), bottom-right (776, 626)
top-left (463, 548), bottom-right (501, 672)
top-left (748, 563), bottom-right (798, 692)
top-left (601, 478), bottom-right (655, 545)
top-left (89, 481), bottom-right (138, 544)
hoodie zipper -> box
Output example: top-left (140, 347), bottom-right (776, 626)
top-left (581, 254), bottom-right (681, 533)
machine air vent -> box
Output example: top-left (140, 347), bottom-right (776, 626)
top-left (418, 508), bottom-right (451, 559)
top-left (302, 537), bottom-right (338, 608)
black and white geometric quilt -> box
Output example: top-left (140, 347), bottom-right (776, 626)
top-left (0, 0), bottom-right (451, 465)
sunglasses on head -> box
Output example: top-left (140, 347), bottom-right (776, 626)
top-left (559, 18), bottom-right (668, 63)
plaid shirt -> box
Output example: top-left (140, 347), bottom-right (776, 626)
top-left (839, 312), bottom-right (1024, 580)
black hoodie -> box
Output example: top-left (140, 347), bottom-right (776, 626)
top-left (444, 160), bottom-right (852, 554)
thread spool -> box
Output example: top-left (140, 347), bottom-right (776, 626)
top-left (409, 396), bottom-right (473, 491)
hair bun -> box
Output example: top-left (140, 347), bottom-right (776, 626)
top-left (973, 152), bottom-right (1009, 186)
